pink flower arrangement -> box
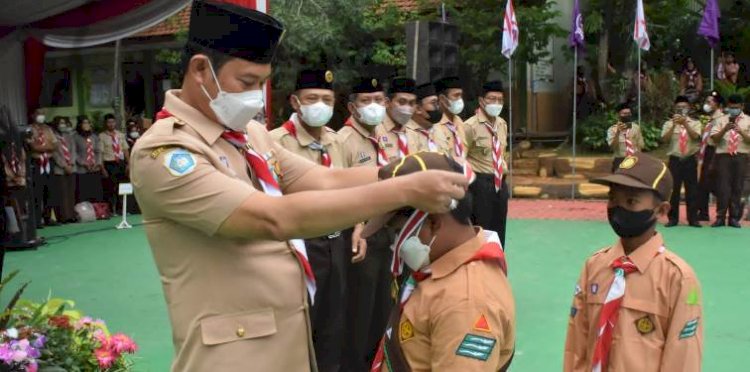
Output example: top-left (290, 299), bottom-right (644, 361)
top-left (94, 332), bottom-right (138, 369)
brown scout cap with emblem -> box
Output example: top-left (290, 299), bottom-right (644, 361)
top-left (361, 152), bottom-right (464, 238)
top-left (591, 153), bottom-right (673, 201)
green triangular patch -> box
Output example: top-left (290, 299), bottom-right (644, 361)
top-left (686, 288), bottom-right (699, 305)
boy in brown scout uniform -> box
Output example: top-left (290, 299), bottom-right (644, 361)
top-left (366, 152), bottom-right (515, 372)
top-left (564, 153), bottom-right (703, 372)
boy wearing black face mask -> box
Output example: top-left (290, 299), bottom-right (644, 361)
top-left (607, 103), bottom-right (644, 172)
top-left (413, 82), bottom-right (444, 152)
top-left (564, 153), bottom-right (702, 372)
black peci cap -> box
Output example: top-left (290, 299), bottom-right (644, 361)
top-left (434, 76), bottom-right (462, 94)
top-left (415, 83), bottom-right (436, 101)
top-left (351, 77), bottom-right (384, 94)
top-left (187, 1), bottom-right (285, 64)
top-left (388, 77), bottom-right (417, 95)
top-left (295, 69), bottom-right (335, 91)
top-left (482, 80), bottom-right (504, 94)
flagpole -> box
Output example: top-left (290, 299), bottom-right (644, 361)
top-left (710, 48), bottom-right (715, 90)
top-left (572, 48), bottom-right (577, 199)
top-left (508, 58), bottom-right (513, 199)
top-left (638, 47), bottom-right (642, 126)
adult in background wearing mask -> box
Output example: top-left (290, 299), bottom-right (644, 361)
top-left (464, 81), bottom-right (510, 247)
top-left (49, 116), bottom-right (77, 223)
top-left (27, 109), bottom-right (58, 228)
top-left (129, 2), bottom-right (467, 370)
top-left (381, 77), bottom-right (423, 161)
top-left (270, 68), bottom-right (348, 372)
top-left (606, 103), bottom-right (644, 172)
top-left (710, 94), bottom-right (750, 228)
top-left (339, 77), bottom-right (394, 372)
top-left (365, 152), bottom-right (514, 372)
top-left (73, 116), bottom-right (103, 204)
top-left (125, 118), bottom-right (141, 152)
top-left (696, 91), bottom-right (724, 221)
top-left (565, 153), bottom-right (702, 372)
top-left (412, 82), bottom-right (444, 152)
top-left (99, 113), bottom-right (129, 216)
top-left (435, 76), bottom-right (467, 159)
top-left (660, 96), bottom-right (702, 227)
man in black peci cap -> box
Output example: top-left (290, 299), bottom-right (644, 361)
top-left (464, 81), bottom-right (510, 248)
top-left (270, 68), bottom-right (348, 372)
top-left (130, 2), bottom-right (469, 370)
top-left (412, 82), bottom-right (444, 152)
top-left (434, 76), bottom-right (467, 159)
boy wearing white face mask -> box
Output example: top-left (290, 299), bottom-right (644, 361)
top-left (381, 77), bottom-right (426, 161)
top-left (270, 68), bottom-right (348, 372)
top-left (364, 152), bottom-right (515, 372)
top-left (434, 76), bottom-right (468, 159)
top-left (464, 81), bottom-right (510, 248)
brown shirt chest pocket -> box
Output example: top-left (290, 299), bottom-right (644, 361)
top-left (201, 308), bottom-right (277, 346)
top-left (474, 136), bottom-right (493, 151)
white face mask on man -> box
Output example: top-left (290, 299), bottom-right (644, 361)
top-left (201, 59), bottom-right (264, 132)
top-left (391, 105), bottom-right (415, 126)
top-left (297, 98), bottom-right (334, 127)
top-left (484, 103), bottom-right (504, 117)
top-left (357, 103), bottom-right (386, 126)
top-left (448, 98), bottom-right (464, 115)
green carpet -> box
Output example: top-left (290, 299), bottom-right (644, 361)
top-left (3, 217), bottom-right (748, 371)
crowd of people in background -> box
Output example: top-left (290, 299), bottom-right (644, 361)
top-left (2, 110), bottom-right (145, 235)
top-left (603, 51), bottom-right (750, 228)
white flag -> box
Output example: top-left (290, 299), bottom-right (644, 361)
top-left (633, 0), bottom-right (650, 51)
top-left (502, 0), bottom-right (519, 59)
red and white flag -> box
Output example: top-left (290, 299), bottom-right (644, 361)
top-left (633, 0), bottom-right (650, 51)
top-left (501, 0), bottom-right (519, 59)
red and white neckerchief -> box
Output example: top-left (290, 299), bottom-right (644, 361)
top-left (9, 142), bottom-right (20, 175)
top-left (728, 116), bottom-right (741, 156)
top-left (678, 125), bottom-right (689, 156)
top-left (35, 128), bottom-right (50, 175)
top-left (85, 137), bottom-right (95, 167)
top-left (591, 246), bottom-right (665, 372)
top-left (109, 131), bottom-right (125, 161)
top-left (371, 229), bottom-right (507, 372)
top-left (444, 121), bottom-right (464, 157)
top-left (59, 135), bottom-right (72, 166)
top-left (392, 128), bottom-right (409, 159)
top-left (345, 117), bottom-right (389, 167)
top-left (416, 127), bottom-right (438, 152)
top-left (482, 120), bottom-right (505, 192)
top-left (156, 108), bottom-right (317, 301)
top-left (624, 129), bottom-right (636, 157)
top-left (282, 119), bottom-right (332, 168)
top-left (698, 120), bottom-right (715, 162)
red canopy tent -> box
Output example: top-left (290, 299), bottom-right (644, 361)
top-left (0, 0), bottom-right (272, 125)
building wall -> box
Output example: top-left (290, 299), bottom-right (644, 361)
top-left (526, 0), bottom-right (576, 135)
top-left (40, 41), bottom-right (179, 127)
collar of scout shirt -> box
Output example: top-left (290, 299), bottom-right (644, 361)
top-left (163, 90), bottom-right (226, 146)
top-left (605, 232), bottom-right (665, 274)
top-left (429, 227), bottom-right (491, 279)
top-left (288, 113), bottom-right (336, 147)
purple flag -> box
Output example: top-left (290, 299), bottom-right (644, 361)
top-left (697, 0), bottom-right (720, 48)
top-left (569, 0), bottom-right (584, 49)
